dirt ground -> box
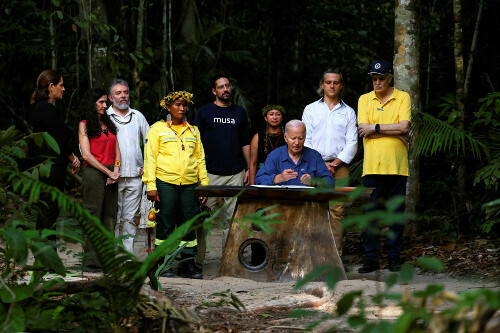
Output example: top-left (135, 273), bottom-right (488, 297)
top-left (53, 225), bottom-right (500, 332)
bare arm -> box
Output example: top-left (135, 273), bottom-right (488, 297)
top-left (358, 120), bottom-right (410, 138)
top-left (248, 134), bottom-right (259, 185)
top-left (242, 144), bottom-right (250, 185)
top-left (106, 140), bottom-right (121, 184)
top-left (78, 121), bottom-right (120, 180)
top-left (68, 153), bottom-right (80, 174)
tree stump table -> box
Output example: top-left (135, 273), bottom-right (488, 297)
top-left (196, 185), bottom-right (371, 282)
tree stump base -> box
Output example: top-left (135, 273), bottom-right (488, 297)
top-left (219, 198), bottom-right (346, 282)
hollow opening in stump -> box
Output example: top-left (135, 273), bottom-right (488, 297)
top-left (238, 238), bottom-right (269, 272)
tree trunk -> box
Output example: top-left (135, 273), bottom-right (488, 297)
top-left (49, 14), bottom-right (56, 69)
top-left (453, 0), bottom-right (471, 222)
top-left (394, 0), bottom-right (420, 235)
top-left (168, 0), bottom-right (174, 90)
top-left (134, 0), bottom-right (146, 95)
top-left (162, 0), bottom-right (167, 76)
top-left (179, 0), bottom-right (195, 92)
top-left (464, 0), bottom-right (484, 98)
top-left (453, 0), bottom-right (465, 131)
top-left (425, 0), bottom-right (437, 105)
top-left (78, 0), bottom-right (111, 89)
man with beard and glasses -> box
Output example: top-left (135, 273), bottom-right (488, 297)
top-left (107, 78), bottom-right (150, 254)
top-left (194, 73), bottom-right (251, 270)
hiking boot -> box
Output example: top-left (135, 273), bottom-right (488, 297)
top-left (358, 259), bottom-right (380, 273)
top-left (179, 259), bottom-right (202, 279)
top-left (388, 257), bottom-right (401, 272)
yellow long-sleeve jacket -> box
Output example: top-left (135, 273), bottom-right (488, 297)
top-left (142, 121), bottom-right (209, 191)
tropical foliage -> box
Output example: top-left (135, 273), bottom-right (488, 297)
top-left (0, 126), bottom-right (206, 331)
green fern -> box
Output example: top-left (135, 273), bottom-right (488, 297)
top-left (0, 124), bottom-right (207, 329)
top-left (410, 112), bottom-right (489, 161)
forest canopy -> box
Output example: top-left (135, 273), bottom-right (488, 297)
top-left (1, 0), bottom-right (500, 236)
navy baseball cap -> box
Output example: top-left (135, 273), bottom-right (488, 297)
top-left (369, 60), bottom-right (393, 75)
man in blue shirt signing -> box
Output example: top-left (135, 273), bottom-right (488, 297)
top-left (255, 120), bottom-right (334, 187)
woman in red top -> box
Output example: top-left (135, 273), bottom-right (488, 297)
top-left (78, 88), bottom-right (121, 269)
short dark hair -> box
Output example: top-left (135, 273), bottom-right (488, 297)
top-left (317, 68), bottom-right (344, 97)
top-left (211, 73), bottom-right (231, 89)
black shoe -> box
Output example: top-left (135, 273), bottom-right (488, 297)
top-left (358, 259), bottom-right (380, 273)
top-left (160, 268), bottom-right (174, 278)
top-left (152, 258), bottom-right (174, 278)
top-left (388, 257), bottom-right (401, 272)
top-left (179, 259), bottom-right (202, 279)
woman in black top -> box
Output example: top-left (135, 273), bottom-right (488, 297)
top-left (248, 104), bottom-right (286, 185)
top-left (30, 69), bottom-right (80, 240)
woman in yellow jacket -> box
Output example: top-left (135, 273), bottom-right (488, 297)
top-left (143, 91), bottom-right (209, 279)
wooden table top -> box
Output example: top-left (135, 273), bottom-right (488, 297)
top-left (195, 185), bottom-right (372, 203)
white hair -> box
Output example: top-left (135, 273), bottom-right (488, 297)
top-left (285, 120), bottom-right (306, 135)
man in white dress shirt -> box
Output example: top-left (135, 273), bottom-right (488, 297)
top-left (302, 68), bottom-right (358, 256)
top-left (107, 79), bottom-right (150, 254)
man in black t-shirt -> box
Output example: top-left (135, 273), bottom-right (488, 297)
top-left (194, 73), bottom-right (251, 269)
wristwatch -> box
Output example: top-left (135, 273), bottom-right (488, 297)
top-left (375, 124), bottom-right (380, 133)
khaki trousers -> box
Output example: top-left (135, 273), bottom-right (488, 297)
top-left (195, 169), bottom-right (245, 269)
top-left (329, 165), bottom-right (349, 256)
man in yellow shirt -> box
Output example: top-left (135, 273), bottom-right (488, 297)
top-left (357, 60), bottom-right (411, 273)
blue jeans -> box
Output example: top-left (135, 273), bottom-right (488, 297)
top-left (155, 180), bottom-right (199, 256)
top-left (363, 175), bottom-right (407, 260)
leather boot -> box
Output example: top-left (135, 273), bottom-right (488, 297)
top-left (358, 258), bottom-right (380, 273)
top-left (179, 254), bottom-right (202, 279)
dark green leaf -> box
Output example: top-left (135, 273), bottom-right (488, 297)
top-left (336, 291), bottom-right (362, 315)
top-left (289, 308), bottom-right (318, 318)
top-left (294, 265), bottom-right (331, 290)
top-left (416, 256), bottom-right (444, 272)
top-left (0, 284), bottom-right (34, 302)
top-left (4, 227), bottom-right (28, 264)
top-left (12, 146), bottom-right (25, 158)
top-left (8, 303), bottom-right (25, 332)
top-left (385, 273), bottom-right (398, 289)
top-left (399, 263), bottom-right (414, 283)
top-left (393, 312), bottom-right (413, 332)
top-left (347, 315), bottom-right (366, 327)
top-left (30, 242), bottom-right (66, 276)
top-left (39, 162), bottom-right (52, 179)
top-left (42, 132), bottom-right (60, 154)
top-left (384, 293), bottom-right (403, 300)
